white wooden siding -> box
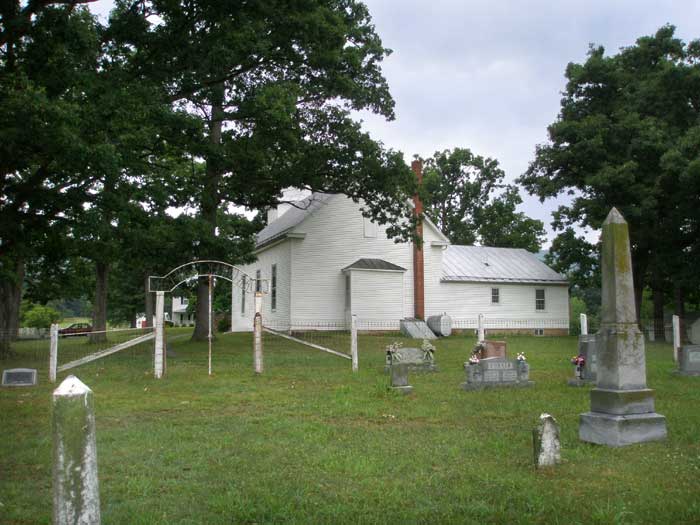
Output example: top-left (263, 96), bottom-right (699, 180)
top-left (349, 270), bottom-right (404, 320)
top-left (231, 240), bottom-right (291, 332)
top-left (431, 282), bottom-right (569, 328)
top-left (290, 195), bottom-right (414, 323)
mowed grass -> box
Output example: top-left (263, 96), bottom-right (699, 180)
top-left (1, 331), bottom-right (699, 524)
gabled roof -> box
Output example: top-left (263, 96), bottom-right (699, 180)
top-left (342, 258), bottom-right (406, 272)
top-left (256, 193), bottom-right (334, 249)
top-left (442, 246), bottom-right (568, 284)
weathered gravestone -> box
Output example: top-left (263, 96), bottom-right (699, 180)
top-left (568, 335), bottom-right (597, 387)
top-left (2, 368), bottom-right (38, 387)
top-left (462, 357), bottom-right (532, 390)
top-left (427, 313), bottom-right (452, 337)
top-left (579, 208), bottom-right (667, 446)
top-left (677, 345), bottom-right (700, 376)
top-left (389, 363), bottom-right (413, 395)
top-left (385, 343), bottom-right (437, 372)
top-left (53, 375), bottom-right (101, 524)
top-left (533, 413), bottom-right (561, 468)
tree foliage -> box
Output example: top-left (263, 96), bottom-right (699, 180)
top-left (423, 148), bottom-right (545, 251)
top-left (519, 26), bottom-right (700, 318)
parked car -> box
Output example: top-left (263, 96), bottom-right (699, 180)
top-left (58, 323), bottom-right (93, 337)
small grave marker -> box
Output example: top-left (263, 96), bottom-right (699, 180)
top-left (389, 363), bottom-right (413, 395)
top-left (677, 345), bottom-right (700, 376)
top-left (533, 414), bottom-right (561, 468)
top-left (2, 368), bottom-right (38, 387)
top-left (462, 356), bottom-right (533, 390)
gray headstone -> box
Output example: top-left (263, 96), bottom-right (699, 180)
top-left (385, 347), bottom-right (437, 373)
top-left (689, 320), bottom-right (700, 345)
top-left (389, 363), bottom-right (413, 394)
top-left (579, 208), bottom-right (667, 446)
top-left (2, 368), bottom-right (38, 387)
top-left (533, 413), bottom-right (561, 468)
top-left (678, 345), bottom-right (700, 376)
top-left (461, 358), bottom-right (533, 390)
top-left (568, 335), bottom-right (597, 387)
top-left (427, 313), bottom-right (452, 337)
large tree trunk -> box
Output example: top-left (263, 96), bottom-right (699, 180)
top-left (674, 284), bottom-right (686, 344)
top-left (192, 84), bottom-right (224, 342)
top-left (652, 284), bottom-right (665, 342)
top-left (144, 275), bottom-right (154, 328)
top-left (90, 262), bottom-right (109, 343)
top-left (0, 257), bottom-right (24, 358)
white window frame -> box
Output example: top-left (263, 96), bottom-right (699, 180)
top-left (255, 269), bottom-right (261, 293)
top-left (535, 289), bottom-right (545, 311)
top-left (271, 264), bottom-right (277, 312)
top-left (241, 275), bottom-right (246, 315)
top-left (491, 288), bottom-right (500, 305)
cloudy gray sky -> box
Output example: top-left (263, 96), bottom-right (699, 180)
top-left (91, 0), bottom-right (700, 245)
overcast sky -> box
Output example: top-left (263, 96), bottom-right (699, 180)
top-left (90, 0), bottom-right (700, 246)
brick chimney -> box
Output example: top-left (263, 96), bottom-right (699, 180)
top-left (412, 159), bottom-right (425, 320)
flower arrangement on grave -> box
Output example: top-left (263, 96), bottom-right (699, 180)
top-left (571, 354), bottom-right (586, 379)
top-left (468, 354), bottom-right (480, 365)
top-left (471, 342), bottom-right (485, 359)
top-left (386, 341), bottom-right (403, 363)
top-left (421, 339), bottom-right (436, 361)
top-left (516, 352), bottom-right (527, 361)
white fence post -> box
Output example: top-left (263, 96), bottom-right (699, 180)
top-left (230, 278), bottom-right (235, 333)
top-left (672, 314), bottom-right (680, 363)
top-left (49, 323), bottom-right (58, 383)
top-left (254, 292), bottom-right (263, 374)
top-left (154, 291), bottom-right (165, 379)
top-left (580, 313), bottom-right (588, 336)
top-left (351, 315), bottom-right (358, 372)
top-left (477, 314), bottom-right (485, 342)
top-left (52, 376), bottom-right (101, 525)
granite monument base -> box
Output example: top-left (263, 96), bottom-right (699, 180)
top-left (579, 411), bottom-right (667, 447)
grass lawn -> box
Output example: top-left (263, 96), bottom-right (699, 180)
top-left (1, 330), bottom-right (699, 524)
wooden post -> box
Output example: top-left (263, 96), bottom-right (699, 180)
top-left (580, 314), bottom-right (588, 336)
top-left (230, 273), bottom-right (243, 332)
top-left (672, 314), bottom-right (680, 363)
top-left (154, 291), bottom-right (165, 379)
top-left (49, 323), bottom-right (58, 383)
top-left (208, 275), bottom-right (213, 376)
top-left (52, 376), bottom-right (101, 524)
top-left (254, 292), bottom-right (263, 374)
top-left (477, 314), bottom-right (485, 342)
top-left (351, 315), bottom-right (358, 372)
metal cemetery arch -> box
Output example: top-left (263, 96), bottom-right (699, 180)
top-left (148, 260), bottom-right (268, 378)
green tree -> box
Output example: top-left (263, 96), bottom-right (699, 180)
top-left (518, 26), bottom-right (700, 322)
top-left (1, 4), bottom-right (110, 356)
top-left (110, 0), bottom-right (417, 340)
top-left (423, 148), bottom-right (545, 251)
top-left (23, 305), bottom-right (61, 329)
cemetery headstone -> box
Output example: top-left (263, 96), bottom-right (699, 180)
top-left (384, 341), bottom-right (437, 372)
top-left (690, 318), bottom-right (700, 345)
top-left (389, 363), bottom-right (413, 395)
top-left (53, 375), bottom-right (101, 524)
top-left (579, 208), bottom-right (667, 446)
top-left (677, 345), bottom-right (700, 376)
top-left (462, 354), bottom-right (533, 390)
top-left (2, 368), bottom-right (38, 387)
top-left (567, 335), bottom-right (597, 387)
top-left (533, 413), bottom-right (561, 468)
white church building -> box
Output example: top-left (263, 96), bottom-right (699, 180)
top-left (231, 190), bottom-right (569, 335)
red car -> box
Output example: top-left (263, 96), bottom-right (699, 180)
top-left (58, 322), bottom-right (93, 337)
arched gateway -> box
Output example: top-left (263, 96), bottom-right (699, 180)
top-left (149, 260), bottom-right (267, 378)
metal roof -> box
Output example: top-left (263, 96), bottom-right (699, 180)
top-left (442, 246), bottom-right (568, 284)
top-left (342, 258), bottom-right (406, 272)
top-left (256, 193), bottom-right (334, 248)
